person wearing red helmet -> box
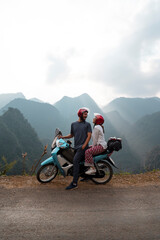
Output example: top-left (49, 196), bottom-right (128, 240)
top-left (60, 107), bottom-right (92, 190)
top-left (85, 113), bottom-right (107, 175)
top-left (77, 107), bottom-right (89, 119)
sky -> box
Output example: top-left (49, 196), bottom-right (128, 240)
top-left (0, 0), bottom-right (160, 107)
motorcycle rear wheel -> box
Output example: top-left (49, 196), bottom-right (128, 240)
top-left (37, 164), bottom-right (58, 183)
top-left (91, 161), bottom-right (113, 184)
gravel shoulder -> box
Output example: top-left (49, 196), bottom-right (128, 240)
top-left (0, 170), bottom-right (160, 189)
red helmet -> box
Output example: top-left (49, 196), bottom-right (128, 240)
top-left (77, 107), bottom-right (89, 118)
top-left (94, 113), bottom-right (104, 125)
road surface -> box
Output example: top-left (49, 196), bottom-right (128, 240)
top-left (0, 181), bottom-right (160, 240)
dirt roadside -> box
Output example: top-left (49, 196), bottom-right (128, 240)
top-left (0, 170), bottom-right (160, 189)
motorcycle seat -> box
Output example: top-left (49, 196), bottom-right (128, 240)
top-left (93, 148), bottom-right (111, 157)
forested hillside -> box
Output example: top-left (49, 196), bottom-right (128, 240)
top-left (0, 108), bottom-right (44, 175)
top-left (126, 111), bottom-right (160, 167)
top-left (0, 98), bottom-right (63, 142)
top-left (1, 93), bottom-right (160, 174)
top-left (145, 146), bottom-right (160, 171)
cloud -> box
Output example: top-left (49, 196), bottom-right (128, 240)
top-left (92, 0), bottom-right (160, 97)
top-left (46, 55), bottom-right (70, 84)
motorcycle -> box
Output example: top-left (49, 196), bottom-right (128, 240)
top-left (37, 128), bottom-right (122, 184)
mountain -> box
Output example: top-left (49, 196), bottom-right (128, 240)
top-left (3, 92), bottom-right (160, 173)
top-left (0, 92), bottom-right (25, 109)
top-left (29, 98), bottom-right (44, 103)
top-left (103, 97), bottom-right (160, 123)
top-left (54, 93), bottom-right (104, 119)
top-left (0, 108), bottom-right (44, 175)
top-left (103, 97), bottom-right (160, 171)
top-left (145, 146), bottom-right (160, 171)
top-left (113, 137), bottom-right (141, 173)
top-left (127, 111), bottom-right (160, 160)
top-left (105, 111), bottom-right (131, 136)
top-left (54, 93), bottom-right (120, 138)
top-left (1, 98), bottom-right (63, 141)
top-left (54, 94), bottom-right (140, 172)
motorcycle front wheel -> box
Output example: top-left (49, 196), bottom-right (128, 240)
top-left (91, 161), bottom-right (113, 184)
top-left (37, 164), bottom-right (58, 183)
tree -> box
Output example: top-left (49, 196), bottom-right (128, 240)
top-left (0, 156), bottom-right (16, 175)
top-left (145, 146), bottom-right (160, 171)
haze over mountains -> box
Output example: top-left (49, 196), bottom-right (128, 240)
top-left (1, 92), bottom-right (160, 174)
top-left (54, 93), bottom-right (103, 119)
top-left (103, 97), bottom-right (160, 123)
top-left (1, 98), bottom-right (63, 141)
top-left (0, 92), bottom-right (25, 109)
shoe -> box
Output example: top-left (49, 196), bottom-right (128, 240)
top-left (80, 177), bottom-right (90, 182)
top-left (65, 182), bottom-right (78, 190)
top-left (85, 167), bottom-right (96, 175)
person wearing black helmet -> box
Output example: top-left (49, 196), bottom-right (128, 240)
top-left (60, 107), bottom-right (92, 190)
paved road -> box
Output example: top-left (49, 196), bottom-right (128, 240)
top-left (0, 185), bottom-right (160, 240)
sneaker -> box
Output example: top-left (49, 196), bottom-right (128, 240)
top-left (85, 167), bottom-right (96, 175)
top-left (65, 182), bottom-right (78, 190)
top-left (80, 177), bottom-right (90, 182)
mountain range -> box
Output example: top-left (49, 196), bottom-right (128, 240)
top-left (54, 93), bottom-right (119, 138)
top-left (0, 98), bottom-right (63, 142)
top-left (1, 92), bottom-right (160, 173)
top-left (127, 111), bottom-right (160, 156)
top-left (103, 97), bottom-right (160, 123)
top-left (0, 108), bottom-right (44, 175)
top-left (0, 92), bottom-right (25, 109)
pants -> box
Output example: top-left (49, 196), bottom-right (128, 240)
top-left (73, 147), bottom-right (86, 184)
top-left (85, 145), bottom-right (104, 167)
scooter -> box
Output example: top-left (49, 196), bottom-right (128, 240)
top-left (36, 129), bottom-right (122, 184)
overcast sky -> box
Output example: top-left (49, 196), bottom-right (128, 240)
top-left (0, 0), bottom-right (160, 107)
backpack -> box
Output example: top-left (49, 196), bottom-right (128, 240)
top-left (107, 137), bottom-right (122, 152)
